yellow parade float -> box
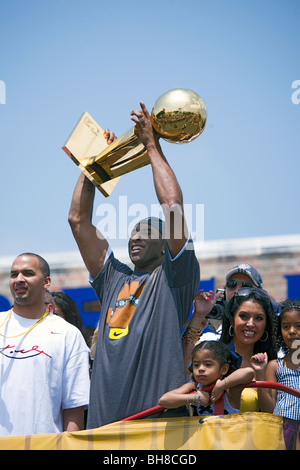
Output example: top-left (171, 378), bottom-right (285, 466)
top-left (0, 381), bottom-right (299, 451)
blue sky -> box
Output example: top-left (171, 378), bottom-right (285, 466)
top-left (0, 0), bottom-right (299, 258)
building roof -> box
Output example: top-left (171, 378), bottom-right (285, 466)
top-left (194, 233), bottom-right (300, 259)
top-left (1, 234), bottom-right (299, 273)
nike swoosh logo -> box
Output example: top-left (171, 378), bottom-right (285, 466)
top-left (109, 326), bottom-right (129, 340)
top-left (50, 331), bottom-right (61, 335)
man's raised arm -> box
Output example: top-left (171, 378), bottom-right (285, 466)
top-left (68, 172), bottom-right (108, 279)
top-left (131, 102), bottom-right (188, 258)
top-left (68, 130), bottom-right (116, 278)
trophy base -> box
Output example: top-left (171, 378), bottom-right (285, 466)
top-left (63, 112), bottom-right (150, 197)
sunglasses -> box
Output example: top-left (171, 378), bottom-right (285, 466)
top-left (226, 280), bottom-right (253, 290)
top-left (234, 287), bottom-right (270, 298)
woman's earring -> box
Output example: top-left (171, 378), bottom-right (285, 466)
top-left (260, 331), bottom-right (269, 342)
top-left (229, 325), bottom-right (234, 337)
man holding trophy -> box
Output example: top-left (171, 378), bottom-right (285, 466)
top-left (67, 91), bottom-right (205, 427)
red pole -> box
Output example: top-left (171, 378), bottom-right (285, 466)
top-left (121, 381), bottom-right (300, 421)
top-left (122, 405), bottom-right (164, 421)
top-left (243, 380), bottom-right (300, 398)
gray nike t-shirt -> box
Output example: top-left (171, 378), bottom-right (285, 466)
top-left (87, 240), bottom-right (200, 428)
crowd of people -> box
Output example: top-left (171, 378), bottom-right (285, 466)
top-left (167, 265), bottom-right (300, 420)
top-left (0, 101), bottom-right (299, 437)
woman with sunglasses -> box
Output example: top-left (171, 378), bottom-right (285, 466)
top-left (220, 287), bottom-right (277, 412)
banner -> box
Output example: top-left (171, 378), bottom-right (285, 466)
top-left (0, 413), bottom-right (299, 450)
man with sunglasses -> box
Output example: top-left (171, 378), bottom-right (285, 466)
top-left (183, 263), bottom-right (263, 374)
top-left (225, 264), bottom-right (263, 300)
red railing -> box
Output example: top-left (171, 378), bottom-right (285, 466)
top-left (121, 381), bottom-right (300, 420)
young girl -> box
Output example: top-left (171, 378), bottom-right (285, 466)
top-left (159, 341), bottom-right (254, 416)
top-left (252, 299), bottom-right (300, 420)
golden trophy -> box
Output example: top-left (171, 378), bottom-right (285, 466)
top-left (62, 88), bottom-right (207, 197)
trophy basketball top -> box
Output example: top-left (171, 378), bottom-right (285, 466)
top-left (151, 88), bottom-right (207, 144)
top-left (63, 87), bottom-right (207, 197)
